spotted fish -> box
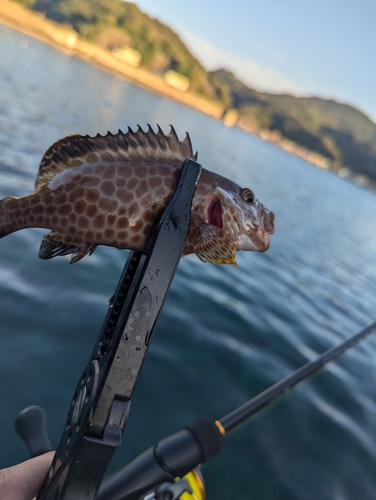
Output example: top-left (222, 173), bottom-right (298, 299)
top-left (0, 126), bottom-right (274, 265)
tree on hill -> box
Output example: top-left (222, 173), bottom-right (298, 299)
top-left (25, 0), bottom-right (225, 100)
top-left (12, 0), bottom-right (376, 183)
top-left (211, 69), bottom-right (376, 181)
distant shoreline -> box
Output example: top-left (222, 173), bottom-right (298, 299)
top-left (1, 0), bottom-right (375, 192)
top-left (0, 0), bottom-right (224, 121)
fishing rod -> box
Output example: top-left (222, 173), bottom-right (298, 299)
top-left (219, 318), bottom-right (376, 432)
top-left (13, 155), bottom-right (376, 499)
top-left (17, 317), bottom-right (376, 500)
top-left (94, 318), bottom-right (376, 500)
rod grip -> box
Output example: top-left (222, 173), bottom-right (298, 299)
top-left (98, 417), bottom-right (224, 500)
top-left (15, 405), bottom-right (53, 457)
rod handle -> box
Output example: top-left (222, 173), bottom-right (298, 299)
top-left (15, 405), bottom-right (53, 457)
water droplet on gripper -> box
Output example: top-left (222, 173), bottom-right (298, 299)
top-left (136, 347), bottom-right (141, 351)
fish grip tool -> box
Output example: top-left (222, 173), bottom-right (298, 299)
top-left (36, 158), bottom-right (202, 500)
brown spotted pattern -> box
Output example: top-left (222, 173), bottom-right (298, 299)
top-left (0, 127), bottom-right (275, 265)
top-left (5, 160), bottom-right (180, 252)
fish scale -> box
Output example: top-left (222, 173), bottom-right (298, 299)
top-left (0, 126), bottom-right (275, 265)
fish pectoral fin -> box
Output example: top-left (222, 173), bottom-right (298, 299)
top-left (39, 232), bottom-right (96, 264)
top-left (192, 223), bottom-right (238, 266)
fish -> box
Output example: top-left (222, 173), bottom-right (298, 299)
top-left (0, 126), bottom-right (275, 265)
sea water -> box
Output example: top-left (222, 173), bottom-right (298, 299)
top-left (1, 24), bottom-right (376, 500)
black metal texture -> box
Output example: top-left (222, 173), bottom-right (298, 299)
top-left (220, 319), bottom-right (376, 432)
top-left (37, 159), bottom-right (202, 500)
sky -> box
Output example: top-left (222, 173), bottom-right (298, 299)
top-left (132, 0), bottom-right (376, 122)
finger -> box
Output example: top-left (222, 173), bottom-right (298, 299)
top-left (0, 451), bottom-right (54, 500)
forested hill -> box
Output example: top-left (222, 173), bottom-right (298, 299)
top-left (19, 0), bottom-right (227, 101)
top-left (14, 0), bottom-right (376, 184)
top-left (211, 70), bottom-right (376, 183)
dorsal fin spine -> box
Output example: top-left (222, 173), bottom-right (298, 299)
top-left (35, 125), bottom-right (196, 188)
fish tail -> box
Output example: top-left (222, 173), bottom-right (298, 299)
top-left (0, 197), bottom-right (12, 238)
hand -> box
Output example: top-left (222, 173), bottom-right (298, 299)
top-left (0, 452), bottom-right (54, 500)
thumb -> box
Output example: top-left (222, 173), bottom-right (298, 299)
top-left (0, 452), bottom-right (54, 500)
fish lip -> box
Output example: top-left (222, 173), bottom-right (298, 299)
top-left (206, 194), bottom-right (223, 229)
top-left (264, 209), bottom-right (275, 235)
top-left (258, 241), bottom-right (270, 252)
top-left (250, 208), bottom-right (275, 236)
top-left (236, 225), bottom-right (270, 252)
top-left (256, 225), bottom-right (270, 241)
top-left (255, 226), bottom-right (271, 251)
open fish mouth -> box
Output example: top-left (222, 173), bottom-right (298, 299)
top-left (205, 193), bottom-right (272, 252)
top-left (206, 195), bottom-right (223, 229)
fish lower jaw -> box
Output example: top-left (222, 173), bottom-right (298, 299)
top-left (235, 229), bottom-right (270, 252)
top-left (256, 226), bottom-right (268, 240)
top-left (255, 227), bottom-right (271, 251)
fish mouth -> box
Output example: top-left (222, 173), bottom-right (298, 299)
top-left (205, 192), bottom-right (274, 253)
top-left (235, 228), bottom-right (270, 252)
top-left (206, 195), bottom-right (223, 229)
top-left (254, 226), bottom-right (271, 251)
top-left (263, 208), bottom-right (275, 235)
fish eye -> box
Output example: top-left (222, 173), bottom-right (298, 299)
top-left (241, 189), bottom-right (256, 204)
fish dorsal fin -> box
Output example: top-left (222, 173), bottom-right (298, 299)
top-left (35, 125), bottom-right (197, 188)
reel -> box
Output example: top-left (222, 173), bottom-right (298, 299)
top-left (144, 469), bottom-right (205, 500)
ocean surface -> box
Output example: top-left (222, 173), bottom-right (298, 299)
top-left (1, 24), bottom-right (376, 500)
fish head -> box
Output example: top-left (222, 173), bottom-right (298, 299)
top-left (205, 185), bottom-right (275, 253)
